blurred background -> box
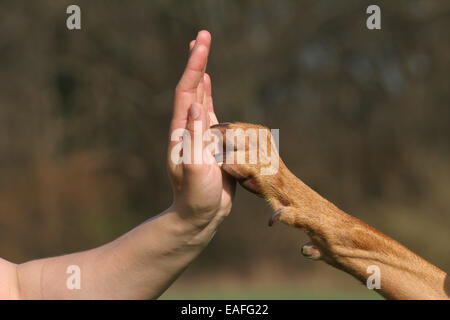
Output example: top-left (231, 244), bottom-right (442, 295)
top-left (0, 0), bottom-right (449, 299)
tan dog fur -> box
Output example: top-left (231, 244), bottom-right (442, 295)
top-left (211, 122), bottom-right (449, 300)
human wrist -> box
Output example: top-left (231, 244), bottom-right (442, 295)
top-left (172, 194), bottom-right (230, 227)
top-left (167, 203), bottom-right (223, 248)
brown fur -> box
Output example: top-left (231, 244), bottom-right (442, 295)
top-left (211, 122), bottom-right (449, 300)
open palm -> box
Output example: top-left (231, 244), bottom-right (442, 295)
top-left (168, 31), bottom-right (235, 228)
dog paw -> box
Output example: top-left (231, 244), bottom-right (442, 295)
top-left (210, 122), bottom-right (280, 197)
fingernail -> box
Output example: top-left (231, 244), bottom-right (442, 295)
top-left (189, 104), bottom-right (200, 119)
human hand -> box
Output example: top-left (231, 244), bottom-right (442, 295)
top-left (167, 31), bottom-right (235, 230)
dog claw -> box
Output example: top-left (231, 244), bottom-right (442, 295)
top-left (214, 153), bottom-right (224, 165)
top-left (268, 209), bottom-right (282, 227)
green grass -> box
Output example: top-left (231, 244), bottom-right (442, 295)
top-left (160, 286), bottom-right (384, 300)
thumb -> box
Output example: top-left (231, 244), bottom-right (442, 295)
top-left (184, 102), bottom-right (208, 166)
top-left (187, 102), bottom-right (208, 134)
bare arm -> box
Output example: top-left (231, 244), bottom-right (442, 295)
top-left (0, 259), bottom-right (20, 299)
top-left (214, 122), bottom-right (449, 300)
top-left (12, 206), bottom-right (224, 299)
top-left (1, 30), bottom-right (234, 300)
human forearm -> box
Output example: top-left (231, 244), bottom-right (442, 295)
top-left (15, 205), bottom-right (219, 299)
top-left (0, 259), bottom-right (20, 299)
top-left (4, 30), bottom-right (228, 300)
